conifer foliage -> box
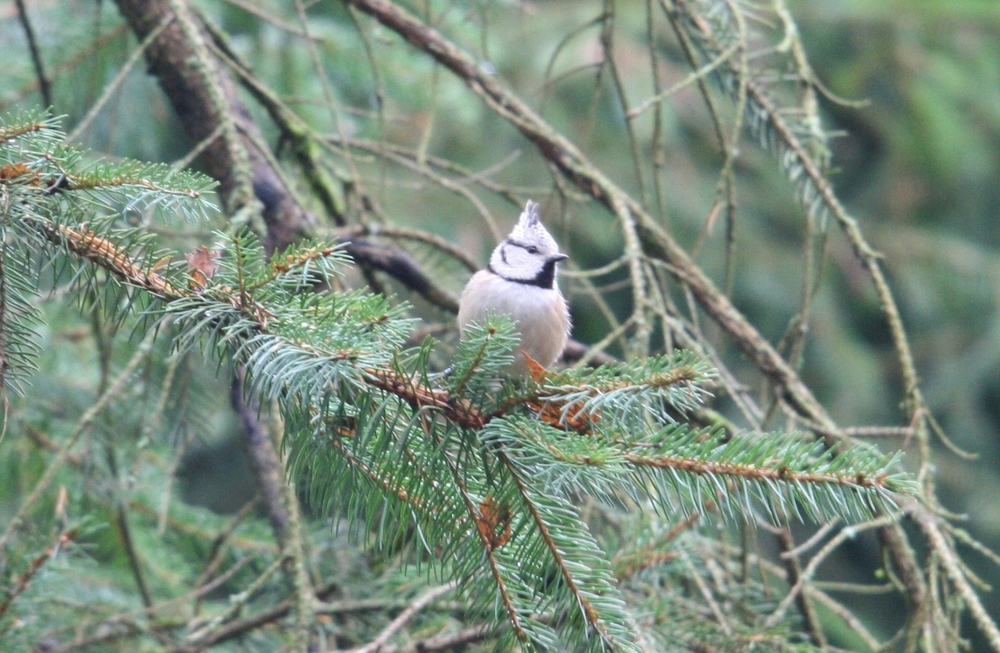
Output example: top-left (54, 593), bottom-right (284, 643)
top-left (0, 111), bottom-right (914, 651)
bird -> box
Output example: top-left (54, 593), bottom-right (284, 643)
top-left (458, 200), bottom-right (571, 378)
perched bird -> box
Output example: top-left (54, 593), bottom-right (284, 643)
top-left (458, 200), bottom-right (571, 377)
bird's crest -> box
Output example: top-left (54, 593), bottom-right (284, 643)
top-left (509, 200), bottom-right (555, 251)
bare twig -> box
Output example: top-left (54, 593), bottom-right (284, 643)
top-left (13, 0), bottom-right (51, 108)
top-left (912, 503), bottom-right (1000, 651)
top-left (0, 529), bottom-right (74, 627)
top-left (346, 582), bottom-right (457, 653)
top-left (38, 553), bottom-right (258, 653)
top-left (0, 331), bottom-right (155, 551)
top-left (230, 371), bottom-right (316, 652)
top-left (341, 0), bottom-right (837, 436)
top-left (774, 527), bottom-right (825, 647)
top-left (184, 556), bottom-right (285, 648)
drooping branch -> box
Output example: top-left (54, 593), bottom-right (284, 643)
top-left (341, 0), bottom-right (837, 436)
top-left (336, 0), bottom-right (933, 641)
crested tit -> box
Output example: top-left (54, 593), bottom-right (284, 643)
top-left (458, 200), bottom-right (571, 377)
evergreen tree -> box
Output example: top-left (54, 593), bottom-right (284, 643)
top-left (1, 110), bottom-right (912, 652)
top-left (1, 0), bottom-right (998, 651)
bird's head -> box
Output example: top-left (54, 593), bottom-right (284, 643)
top-left (488, 200), bottom-right (568, 289)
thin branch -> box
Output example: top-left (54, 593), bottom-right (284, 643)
top-left (347, 582), bottom-right (457, 653)
top-left (175, 593), bottom-right (383, 652)
top-left (774, 527), bottom-right (826, 647)
top-left (627, 42), bottom-right (740, 119)
top-left (331, 221), bottom-right (480, 273)
top-left (38, 553), bottom-right (259, 653)
top-left (192, 496), bottom-right (262, 601)
top-left (183, 556), bottom-right (285, 649)
top-left (389, 624), bottom-right (491, 652)
top-left (912, 504), bottom-right (1000, 652)
top-left (341, 0), bottom-right (837, 436)
top-left (0, 529), bottom-right (74, 626)
top-left (13, 0), bottom-right (51, 108)
top-left (0, 331), bottom-right (156, 551)
top-left (67, 14), bottom-right (176, 144)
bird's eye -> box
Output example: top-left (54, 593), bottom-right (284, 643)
top-left (526, 246), bottom-right (538, 254)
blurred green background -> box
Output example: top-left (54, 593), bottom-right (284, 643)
top-left (1, 0), bottom-right (999, 647)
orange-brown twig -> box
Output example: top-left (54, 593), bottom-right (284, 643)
top-left (48, 224), bottom-right (186, 299)
top-left (626, 453), bottom-right (891, 490)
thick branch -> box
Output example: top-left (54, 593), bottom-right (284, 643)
top-left (114, 0), bottom-right (310, 251)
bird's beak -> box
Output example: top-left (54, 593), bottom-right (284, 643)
top-left (550, 253), bottom-right (569, 262)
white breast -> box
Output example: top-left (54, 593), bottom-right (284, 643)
top-left (458, 270), bottom-right (570, 377)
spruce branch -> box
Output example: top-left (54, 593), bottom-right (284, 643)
top-left (0, 238), bottom-right (43, 397)
top-left (538, 350), bottom-right (718, 423)
top-left (41, 220), bottom-right (908, 529)
top-left (17, 188), bottom-right (917, 653)
top-left (502, 462), bottom-right (642, 653)
top-left (0, 110), bottom-right (62, 148)
top-left (623, 432), bottom-right (912, 522)
top-left (19, 202), bottom-right (905, 648)
top-left (1, 109), bottom-right (924, 652)
top-left (41, 223), bottom-right (186, 299)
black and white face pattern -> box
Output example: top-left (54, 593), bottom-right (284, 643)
top-left (488, 201), bottom-right (568, 289)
